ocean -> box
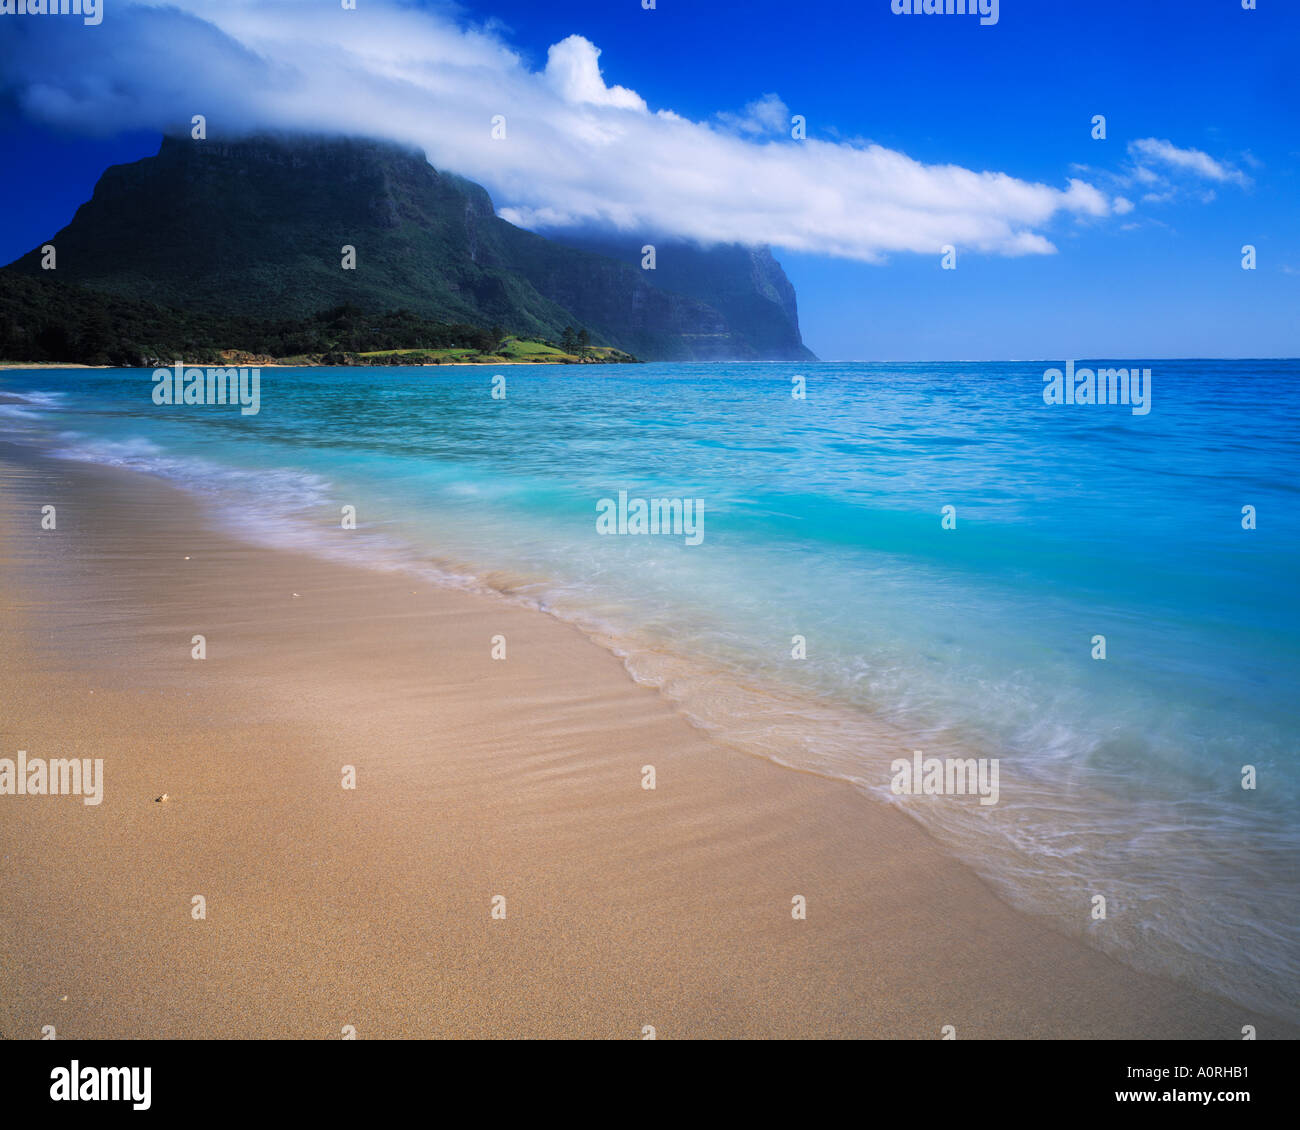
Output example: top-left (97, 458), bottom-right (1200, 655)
top-left (3, 359), bottom-right (1297, 1021)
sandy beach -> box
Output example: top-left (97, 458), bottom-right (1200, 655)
top-left (0, 443), bottom-right (1285, 1040)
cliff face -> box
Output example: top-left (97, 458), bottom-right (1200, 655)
top-left (547, 236), bottom-right (815, 362)
top-left (5, 134), bottom-right (816, 361)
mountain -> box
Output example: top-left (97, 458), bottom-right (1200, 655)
top-left (546, 235), bottom-right (812, 362)
top-left (3, 134), bottom-right (816, 362)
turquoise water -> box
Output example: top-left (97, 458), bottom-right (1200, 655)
top-left (3, 360), bottom-right (1298, 1019)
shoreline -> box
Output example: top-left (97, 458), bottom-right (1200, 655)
top-left (0, 446), bottom-right (1288, 1038)
top-left (0, 359), bottom-right (635, 370)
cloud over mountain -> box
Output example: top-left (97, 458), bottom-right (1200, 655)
top-left (1, 0), bottom-right (1124, 262)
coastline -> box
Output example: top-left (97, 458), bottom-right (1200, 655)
top-left (0, 358), bottom-right (634, 370)
top-left (0, 446), bottom-right (1287, 1039)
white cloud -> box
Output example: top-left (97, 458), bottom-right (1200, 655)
top-left (717, 94), bottom-right (791, 137)
top-left (544, 35), bottom-right (646, 111)
top-left (1, 0), bottom-right (1127, 262)
top-left (1127, 138), bottom-right (1252, 187)
top-left (1074, 138), bottom-right (1252, 220)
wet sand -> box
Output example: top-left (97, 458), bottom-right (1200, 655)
top-left (0, 446), bottom-right (1282, 1039)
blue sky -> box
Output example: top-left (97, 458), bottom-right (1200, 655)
top-left (1, 0), bottom-right (1296, 359)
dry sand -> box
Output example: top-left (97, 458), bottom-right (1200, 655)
top-left (0, 446), bottom-right (1283, 1039)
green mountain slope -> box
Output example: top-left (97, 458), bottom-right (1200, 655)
top-left (4, 134), bottom-right (817, 362)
